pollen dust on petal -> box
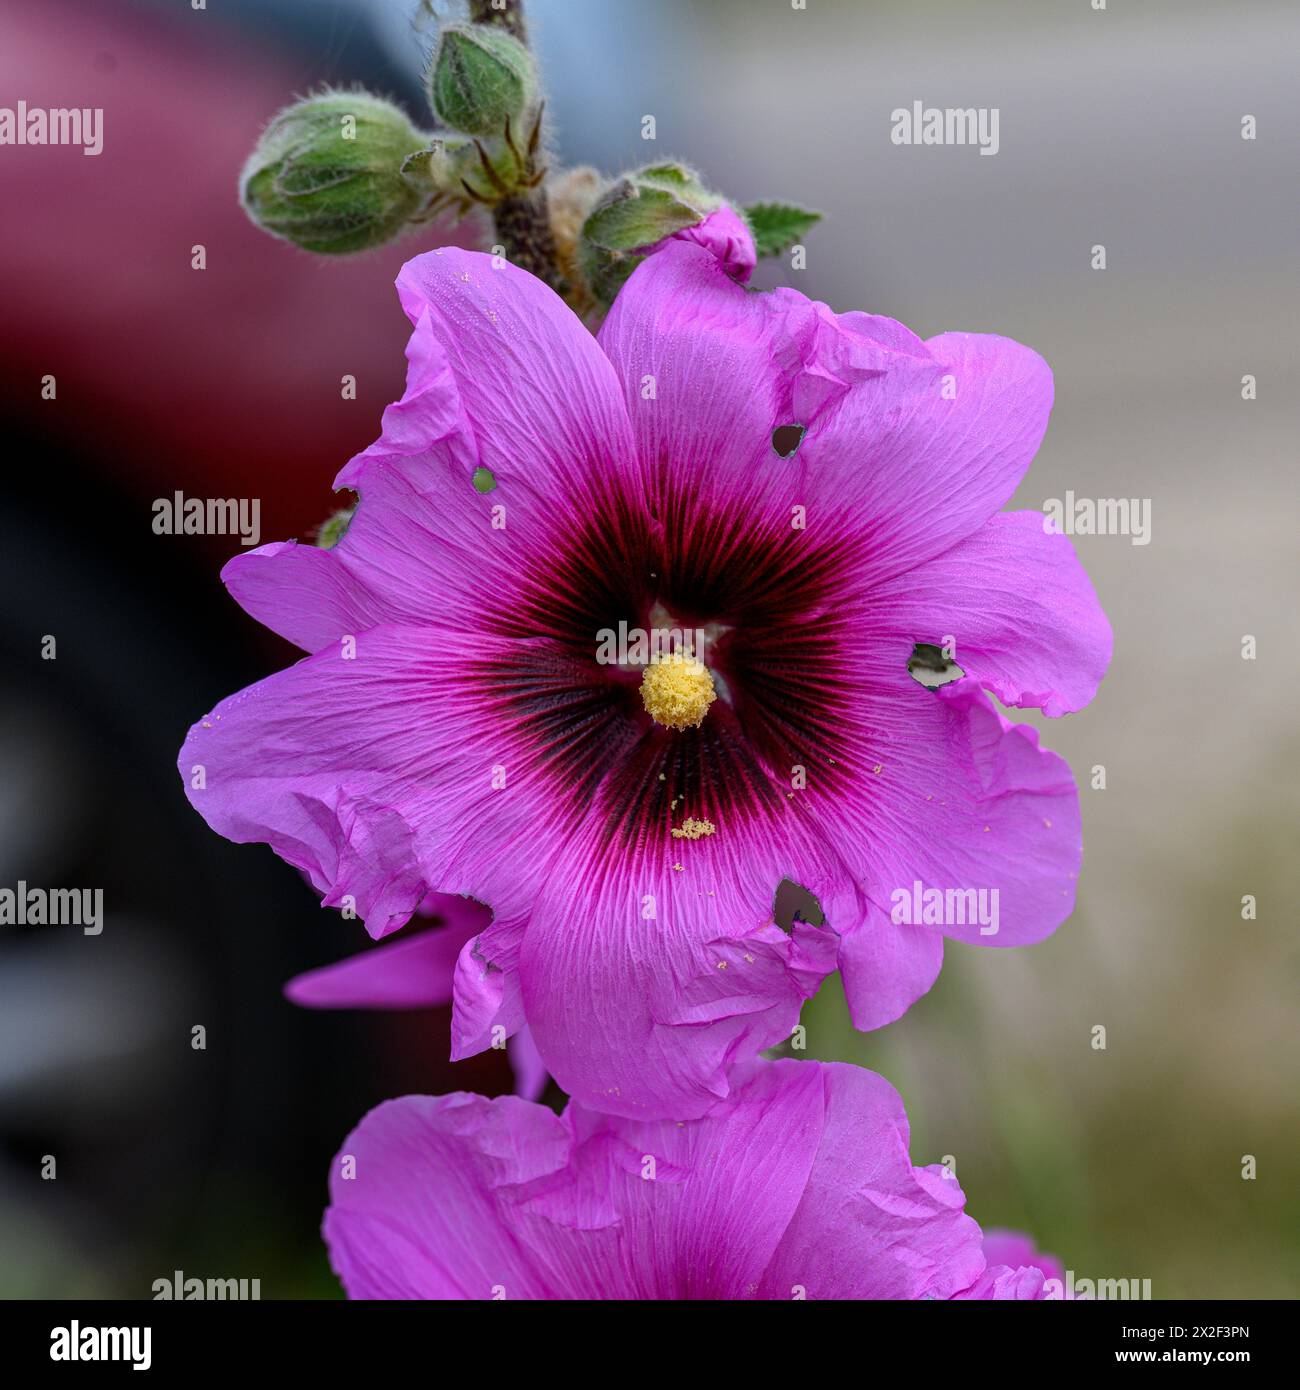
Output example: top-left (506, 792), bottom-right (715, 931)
top-left (671, 817), bottom-right (716, 841)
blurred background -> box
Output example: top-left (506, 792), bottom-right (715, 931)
top-left (0, 0), bottom-right (1295, 1298)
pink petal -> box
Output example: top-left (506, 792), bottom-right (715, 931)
top-left (356, 247), bottom-right (636, 495)
top-left (669, 204), bottom-right (756, 283)
top-left (598, 241), bottom-right (901, 526)
top-left (506, 1025), bottom-right (549, 1102)
top-left (756, 1065), bottom-right (984, 1299)
top-left (829, 679), bottom-right (1081, 1027)
top-left (951, 1265), bottom-right (1048, 1300)
top-left (322, 1059), bottom-right (984, 1299)
top-left (837, 901), bottom-right (946, 1033)
top-left (600, 242), bottom-right (1054, 588)
top-left (450, 912), bottom-right (529, 1060)
top-left (874, 510), bottom-right (1112, 717)
top-left (800, 328), bottom-right (1055, 582)
top-left (515, 800), bottom-right (844, 1119)
top-left (324, 1093), bottom-right (573, 1299)
top-left (284, 897), bottom-right (488, 1009)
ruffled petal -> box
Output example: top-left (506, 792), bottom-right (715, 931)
top-left (670, 204), bottom-right (756, 283)
top-left (450, 912), bottom-right (530, 1059)
top-left (221, 540), bottom-right (394, 655)
top-left (178, 625), bottom-right (587, 939)
top-left (324, 1093), bottom-right (574, 1299)
top-left (322, 1059), bottom-right (985, 1300)
top-left (755, 1066), bottom-right (984, 1299)
top-left (356, 247), bottom-right (637, 498)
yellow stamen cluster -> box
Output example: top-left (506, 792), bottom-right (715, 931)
top-left (639, 652), bottom-right (716, 730)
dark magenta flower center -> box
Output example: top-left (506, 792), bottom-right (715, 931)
top-left (476, 467), bottom-right (866, 851)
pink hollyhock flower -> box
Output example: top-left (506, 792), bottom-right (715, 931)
top-left (179, 241), bottom-right (1109, 1119)
top-left (323, 1058), bottom-right (990, 1300)
top-left (284, 891), bottom-right (549, 1100)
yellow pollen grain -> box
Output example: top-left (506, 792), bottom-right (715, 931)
top-left (671, 817), bottom-right (716, 841)
top-left (639, 651), bottom-right (716, 730)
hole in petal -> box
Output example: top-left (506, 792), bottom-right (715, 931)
top-left (771, 424), bottom-right (805, 458)
top-left (907, 642), bottom-right (965, 689)
top-left (472, 466), bottom-right (497, 493)
top-left (773, 877), bottom-right (825, 931)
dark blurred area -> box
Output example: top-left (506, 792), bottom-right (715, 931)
top-left (0, 0), bottom-right (507, 1298)
top-left (1, 0), bottom-right (1296, 1299)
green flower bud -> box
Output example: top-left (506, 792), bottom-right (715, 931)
top-left (429, 24), bottom-right (537, 137)
top-left (240, 93), bottom-right (433, 255)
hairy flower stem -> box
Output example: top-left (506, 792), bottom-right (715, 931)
top-left (467, 0), bottom-right (565, 292)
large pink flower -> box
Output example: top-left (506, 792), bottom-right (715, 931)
top-left (323, 1058), bottom-right (991, 1300)
top-left (179, 242), bottom-right (1109, 1119)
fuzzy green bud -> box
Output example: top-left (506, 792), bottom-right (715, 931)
top-left (429, 24), bottom-right (537, 137)
top-left (240, 93), bottom-right (433, 255)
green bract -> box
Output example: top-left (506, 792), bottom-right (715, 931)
top-left (579, 162), bottom-right (719, 303)
top-left (744, 201), bottom-right (823, 259)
